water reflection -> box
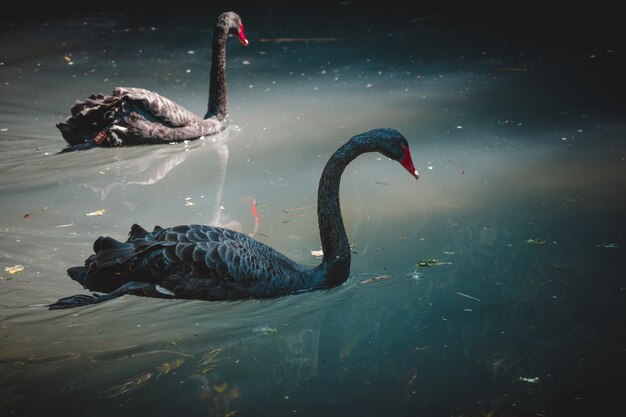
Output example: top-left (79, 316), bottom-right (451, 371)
top-left (79, 128), bottom-right (242, 230)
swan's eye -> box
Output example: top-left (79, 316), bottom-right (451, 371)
top-left (400, 142), bottom-right (407, 150)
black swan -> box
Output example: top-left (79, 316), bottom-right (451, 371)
top-left (56, 11), bottom-right (248, 151)
top-left (48, 128), bottom-right (418, 309)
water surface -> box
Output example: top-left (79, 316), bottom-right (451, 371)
top-left (1, 5), bottom-right (624, 416)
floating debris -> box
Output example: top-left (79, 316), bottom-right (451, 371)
top-left (23, 207), bottom-right (48, 218)
top-left (526, 239), bottom-right (547, 246)
top-left (597, 243), bottom-right (619, 249)
top-left (519, 376), bottom-right (540, 384)
top-left (108, 371), bottom-right (153, 398)
top-left (156, 357), bottom-right (185, 375)
top-left (212, 382), bottom-right (229, 394)
top-left (410, 14), bottom-right (436, 23)
top-left (4, 265), bottom-right (24, 275)
top-left (252, 326), bottom-right (278, 335)
top-left (310, 249), bottom-right (324, 257)
top-left (196, 348), bottom-right (223, 375)
top-left (456, 291), bottom-right (481, 302)
top-left (184, 197), bottom-right (197, 206)
top-left (52, 222), bottom-right (74, 228)
top-left (416, 259), bottom-right (449, 268)
top-left (282, 206), bottom-right (308, 213)
top-left (85, 209), bottom-right (106, 217)
top-left (361, 275), bottom-right (392, 284)
top-left (410, 346), bottom-right (430, 352)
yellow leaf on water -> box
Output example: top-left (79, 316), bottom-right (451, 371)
top-left (85, 209), bottom-right (106, 217)
top-left (4, 265), bottom-right (24, 274)
top-left (212, 382), bottom-right (228, 394)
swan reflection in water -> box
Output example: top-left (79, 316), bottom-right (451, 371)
top-left (83, 127), bottom-right (244, 232)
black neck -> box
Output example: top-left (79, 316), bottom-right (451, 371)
top-left (316, 136), bottom-right (374, 286)
top-left (206, 25), bottom-right (228, 120)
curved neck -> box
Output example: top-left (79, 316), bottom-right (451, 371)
top-left (205, 25), bottom-right (228, 120)
top-left (316, 137), bottom-right (372, 287)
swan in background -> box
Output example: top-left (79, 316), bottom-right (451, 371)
top-left (57, 11), bottom-right (248, 151)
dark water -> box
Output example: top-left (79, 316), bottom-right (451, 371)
top-left (1, 3), bottom-right (625, 416)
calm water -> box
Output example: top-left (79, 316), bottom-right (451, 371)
top-left (1, 5), bottom-right (625, 416)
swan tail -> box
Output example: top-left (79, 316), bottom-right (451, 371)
top-left (128, 223), bottom-right (150, 241)
top-left (93, 236), bottom-right (137, 267)
top-left (57, 93), bottom-right (119, 146)
top-left (67, 266), bottom-right (89, 286)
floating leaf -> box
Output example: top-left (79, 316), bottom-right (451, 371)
top-left (156, 357), bottom-right (185, 374)
top-left (4, 265), bottom-right (24, 274)
top-left (85, 209), bottom-right (106, 217)
top-left (212, 382), bottom-right (228, 394)
top-left (196, 348), bottom-right (223, 374)
top-left (526, 239), bottom-right (547, 246)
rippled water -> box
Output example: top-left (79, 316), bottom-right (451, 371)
top-left (1, 4), bottom-right (624, 416)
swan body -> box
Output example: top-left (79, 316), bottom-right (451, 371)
top-left (57, 11), bottom-right (248, 151)
top-left (49, 128), bottom-right (418, 309)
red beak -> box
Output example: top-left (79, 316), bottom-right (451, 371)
top-left (238, 24), bottom-right (249, 46)
top-left (400, 147), bottom-right (419, 180)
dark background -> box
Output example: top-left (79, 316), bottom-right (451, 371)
top-left (6, 0), bottom-right (623, 47)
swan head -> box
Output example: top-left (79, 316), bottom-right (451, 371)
top-left (219, 11), bottom-right (249, 46)
top-left (366, 128), bottom-right (419, 180)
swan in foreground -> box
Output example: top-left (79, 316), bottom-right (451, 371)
top-left (57, 11), bottom-right (248, 151)
top-left (49, 128), bottom-right (418, 309)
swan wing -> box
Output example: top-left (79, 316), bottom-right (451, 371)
top-left (129, 224), bottom-right (307, 299)
top-left (114, 87), bottom-right (203, 127)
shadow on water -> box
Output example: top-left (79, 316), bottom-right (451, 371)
top-left (1, 3), bottom-right (625, 417)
